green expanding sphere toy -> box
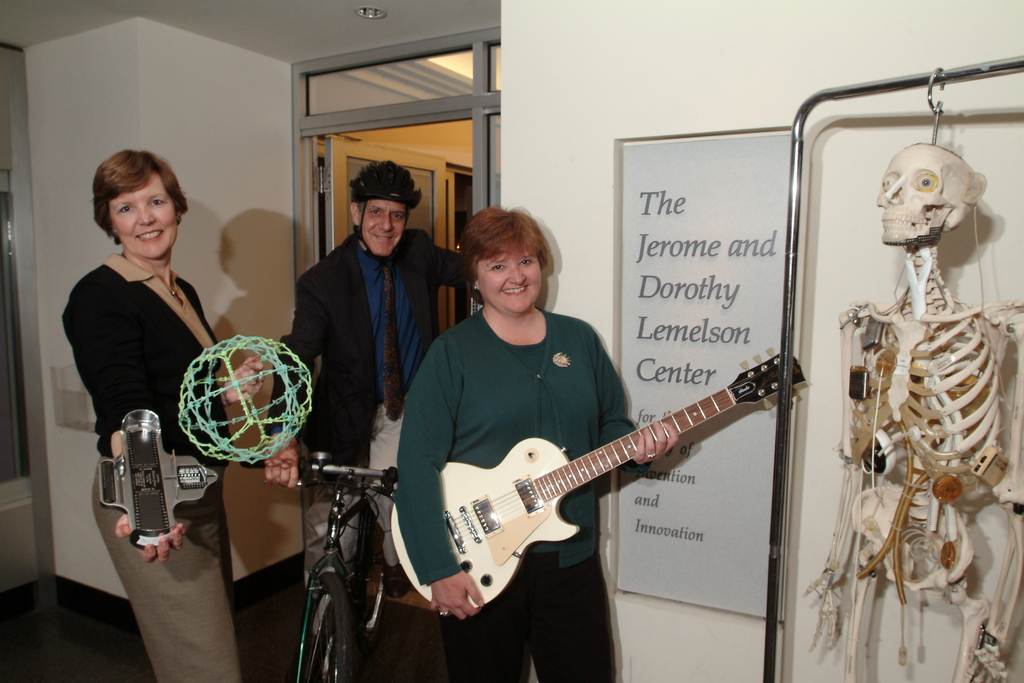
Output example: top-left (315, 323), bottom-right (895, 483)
top-left (179, 335), bottom-right (311, 464)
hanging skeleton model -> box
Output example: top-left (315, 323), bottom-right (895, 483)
top-left (805, 143), bottom-right (1024, 682)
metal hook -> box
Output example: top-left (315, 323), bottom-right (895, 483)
top-left (927, 68), bottom-right (945, 145)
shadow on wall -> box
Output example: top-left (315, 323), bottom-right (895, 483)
top-left (211, 207), bottom-right (295, 342)
top-left (190, 206), bottom-right (301, 577)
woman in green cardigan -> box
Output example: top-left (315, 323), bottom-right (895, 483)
top-left (395, 206), bottom-right (678, 683)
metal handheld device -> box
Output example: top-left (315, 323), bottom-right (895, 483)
top-left (98, 409), bottom-right (218, 548)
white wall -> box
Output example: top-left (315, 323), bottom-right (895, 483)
top-left (502, 2), bottom-right (1024, 682)
top-left (26, 18), bottom-right (300, 596)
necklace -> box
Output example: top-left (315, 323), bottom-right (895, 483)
top-left (168, 282), bottom-right (184, 306)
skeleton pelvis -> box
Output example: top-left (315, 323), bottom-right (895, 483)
top-left (853, 485), bottom-right (973, 591)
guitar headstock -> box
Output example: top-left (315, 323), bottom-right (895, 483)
top-left (728, 354), bottom-right (806, 404)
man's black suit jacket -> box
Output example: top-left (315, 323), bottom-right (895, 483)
top-left (280, 229), bottom-right (464, 464)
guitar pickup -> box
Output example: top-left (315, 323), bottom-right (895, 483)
top-left (514, 479), bottom-right (544, 515)
top-left (472, 497), bottom-right (502, 535)
top-left (459, 506), bottom-right (483, 544)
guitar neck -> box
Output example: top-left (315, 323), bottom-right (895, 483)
top-left (533, 387), bottom-right (737, 502)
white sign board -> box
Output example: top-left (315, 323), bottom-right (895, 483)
top-left (616, 132), bottom-right (789, 616)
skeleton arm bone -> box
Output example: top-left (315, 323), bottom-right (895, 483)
top-left (993, 317), bottom-right (1024, 506)
top-left (805, 461), bottom-right (859, 653)
top-left (988, 510), bottom-right (1023, 643)
top-left (805, 312), bottom-right (868, 652)
top-left (986, 312), bottom-right (1024, 644)
top-left (839, 308), bottom-right (865, 459)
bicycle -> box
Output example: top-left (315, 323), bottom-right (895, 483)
top-left (292, 452), bottom-right (399, 683)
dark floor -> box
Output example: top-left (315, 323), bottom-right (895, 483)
top-left (0, 581), bottom-right (448, 683)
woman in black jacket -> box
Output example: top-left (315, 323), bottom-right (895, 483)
top-left (63, 150), bottom-right (261, 683)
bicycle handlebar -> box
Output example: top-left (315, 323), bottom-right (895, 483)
top-left (300, 452), bottom-right (398, 488)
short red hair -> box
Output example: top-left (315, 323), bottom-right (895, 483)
top-left (93, 150), bottom-right (188, 244)
top-left (461, 207), bottom-right (550, 302)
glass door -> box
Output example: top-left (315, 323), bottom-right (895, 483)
top-left (0, 189), bottom-right (26, 484)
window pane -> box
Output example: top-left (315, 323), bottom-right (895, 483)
top-left (309, 51), bottom-right (474, 115)
top-left (489, 45), bottom-right (502, 92)
top-left (489, 114), bottom-right (501, 206)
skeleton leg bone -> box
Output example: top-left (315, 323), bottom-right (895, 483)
top-left (845, 556), bottom-right (874, 683)
top-left (944, 582), bottom-right (997, 683)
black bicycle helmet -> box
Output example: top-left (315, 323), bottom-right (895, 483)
top-left (349, 160), bottom-right (422, 209)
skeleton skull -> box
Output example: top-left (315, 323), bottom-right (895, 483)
top-left (877, 144), bottom-right (987, 246)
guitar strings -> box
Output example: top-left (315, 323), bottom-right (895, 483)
top-left (441, 378), bottom-right (748, 549)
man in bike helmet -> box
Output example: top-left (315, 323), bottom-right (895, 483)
top-left (349, 159), bottom-right (422, 259)
top-left (266, 160), bottom-right (464, 598)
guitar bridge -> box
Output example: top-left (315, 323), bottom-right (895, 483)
top-left (472, 497), bottom-right (502, 535)
top-left (514, 478), bottom-right (544, 515)
top-left (444, 511), bottom-right (467, 554)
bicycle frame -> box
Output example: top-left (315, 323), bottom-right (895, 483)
top-left (294, 460), bottom-right (395, 683)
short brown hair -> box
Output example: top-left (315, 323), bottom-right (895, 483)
top-left (461, 207), bottom-right (550, 302)
top-left (92, 150), bottom-right (188, 244)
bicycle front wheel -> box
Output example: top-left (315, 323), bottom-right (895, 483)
top-left (302, 572), bottom-right (355, 683)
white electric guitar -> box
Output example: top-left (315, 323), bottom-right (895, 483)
top-left (392, 354), bottom-right (804, 603)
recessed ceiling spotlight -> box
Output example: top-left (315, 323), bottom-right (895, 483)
top-left (355, 6), bottom-right (387, 19)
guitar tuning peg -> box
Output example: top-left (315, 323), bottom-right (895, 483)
top-left (767, 347), bottom-right (776, 357)
top-left (753, 355), bottom-right (763, 364)
top-left (740, 361), bottom-right (750, 371)
top-left (763, 398), bottom-right (773, 410)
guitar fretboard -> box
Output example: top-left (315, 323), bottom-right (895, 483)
top-left (532, 387), bottom-right (736, 502)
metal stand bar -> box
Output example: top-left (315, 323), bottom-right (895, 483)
top-left (763, 55), bottom-right (1024, 683)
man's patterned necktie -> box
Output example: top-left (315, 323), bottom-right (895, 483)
top-left (382, 263), bottom-right (404, 420)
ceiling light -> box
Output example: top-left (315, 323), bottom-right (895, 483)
top-left (355, 6), bottom-right (387, 19)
